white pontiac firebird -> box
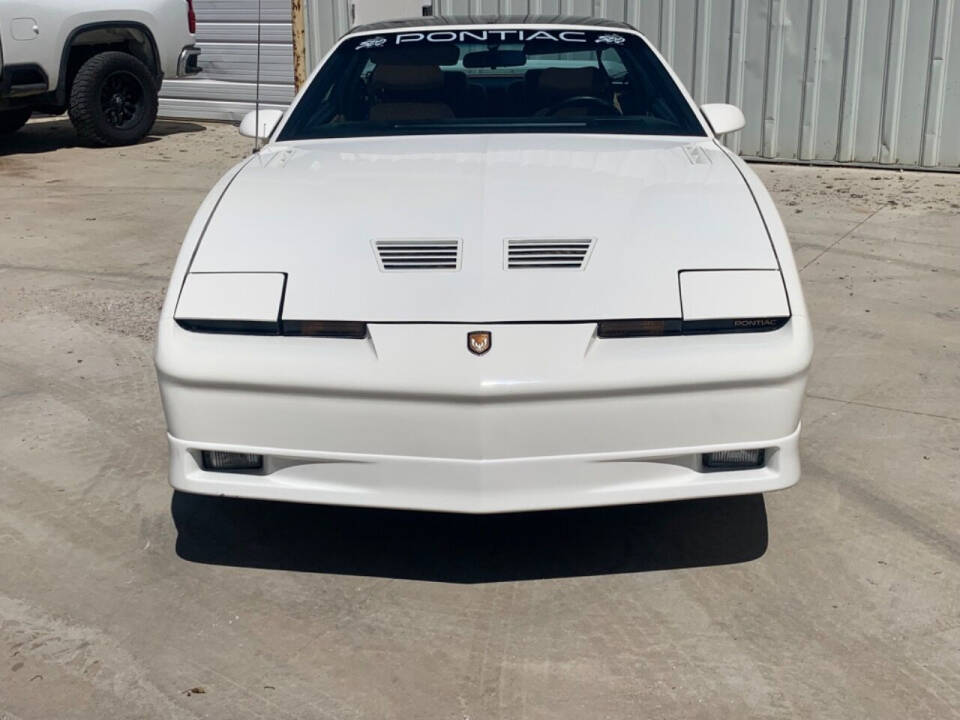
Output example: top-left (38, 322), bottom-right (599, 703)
top-left (155, 17), bottom-right (813, 514)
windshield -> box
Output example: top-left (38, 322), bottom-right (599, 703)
top-left (278, 28), bottom-right (706, 140)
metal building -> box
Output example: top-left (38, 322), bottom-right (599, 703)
top-left (162, 0), bottom-right (960, 171)
top-left (159, 0), bottom-right (298, 120)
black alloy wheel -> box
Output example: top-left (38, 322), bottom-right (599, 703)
top-left (69, 51), bottom-right (158, 147)
top-left (100, 70), bottom-right (146, 130)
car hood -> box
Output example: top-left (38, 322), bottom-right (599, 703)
top-left (191, 134), bottom-right (779, 322)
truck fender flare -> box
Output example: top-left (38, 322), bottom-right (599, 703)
top-left (56, 20), bottom-right (161, 104)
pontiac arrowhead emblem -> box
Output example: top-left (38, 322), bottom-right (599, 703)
top-left (467, 331), bottom-right (491, 356)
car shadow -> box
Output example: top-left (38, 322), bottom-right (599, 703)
top-left (172, 492), bottom-right (768, 583)
top-left (0, 117), bottom-right (206, 156)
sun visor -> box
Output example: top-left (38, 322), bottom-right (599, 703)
top-left (680, 270), bottom-right (789, 320)
top-left (369, 45), bottom-right (460, 66)
top-left (175, 273), bottom-right (285, 325)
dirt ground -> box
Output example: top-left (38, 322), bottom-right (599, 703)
top-left (0, 117), bottom-right (958, 719)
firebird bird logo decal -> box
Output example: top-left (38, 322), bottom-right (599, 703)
top-left (595, 34), bottom-right (626, 45)
top-left (467, 331), bottom-right (492, 356)
top-left (356, 36), bottom-right (387, 49)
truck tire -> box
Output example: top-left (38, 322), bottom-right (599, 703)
top-left (0, 108), bottom-right (32, 135)
top-left (68, 51), bottom-right (158, 147)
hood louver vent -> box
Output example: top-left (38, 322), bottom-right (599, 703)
top-left (506, 239), bottom-right (595, 269)
top-left (374, 239), bottom-right (461, 271)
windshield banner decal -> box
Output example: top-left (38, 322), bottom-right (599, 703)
top-left (390, 30), bottom-right (594, 44)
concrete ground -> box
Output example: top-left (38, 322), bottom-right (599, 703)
top-left (0, 117), bottom-right (957, 720)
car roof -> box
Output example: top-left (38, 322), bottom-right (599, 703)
top-left (346, 15), bottom-right (636, 35)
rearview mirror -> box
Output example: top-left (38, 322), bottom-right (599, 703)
top-left (462, 49), bottom-right (527, 69)
top-left (700, 103), bottom-right (746, 136)
top-left (239, 108), bottom-right (284, 141)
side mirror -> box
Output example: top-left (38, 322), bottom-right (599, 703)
top-left (700, 103), bottom-right (746, 136)
top-left (239, 108), bottom-right (284, 141)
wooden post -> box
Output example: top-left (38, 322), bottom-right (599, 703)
top-left (292, 0), bottom-right (307, 92)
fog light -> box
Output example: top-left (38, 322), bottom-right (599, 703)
top-left (703, 449), bottom-right (765, 470)
top-left (201, 450), bottom-right (263, 471)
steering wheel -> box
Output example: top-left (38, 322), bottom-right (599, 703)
top-left (538, 96), bottom-right (621, 117)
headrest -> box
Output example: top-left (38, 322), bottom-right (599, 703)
top-left (443, 70), bottom-right (467, 92)
top-left (370, 64), bottom-right (445, 94)
top-left (536, 67), bottom-right (603, 96)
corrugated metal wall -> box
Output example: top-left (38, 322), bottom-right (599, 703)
top-left (429, 0), bottom-right (960, 170)
top-left (159, 0), bottom-right (297, 120)
top-left (165, 0), bottom-right (960, 170)
top-left (303, 0), bottom-right (352, 71)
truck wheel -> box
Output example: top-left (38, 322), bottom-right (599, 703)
top-left (0, 108), bottom-right (32, 135)
top-left (68, 51), bottom-right (158, 147)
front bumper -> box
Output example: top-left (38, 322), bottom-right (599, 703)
top-left (168, 425), bottom-right (800, 513)
top-left (177, 45), bottom-right (201, 77)
top-left (156, 319), bottom-right (813, 513)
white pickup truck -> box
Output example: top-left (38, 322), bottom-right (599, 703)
top-left (0, 0), bottom-right (200, 145)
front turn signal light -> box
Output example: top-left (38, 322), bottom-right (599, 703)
top-left (597, 317), bottom-right (788, 338)
top-left (201, 451), bottom-right (263, 471)
top-left (702, 449), bottom-right (765, 470)
top-left (281, 320), bottom-right (368, 338)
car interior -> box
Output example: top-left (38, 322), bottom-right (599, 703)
top-left (279, 37), bottom-right (704, 138)
top-left (359, 63), bottom-right (629, 122)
